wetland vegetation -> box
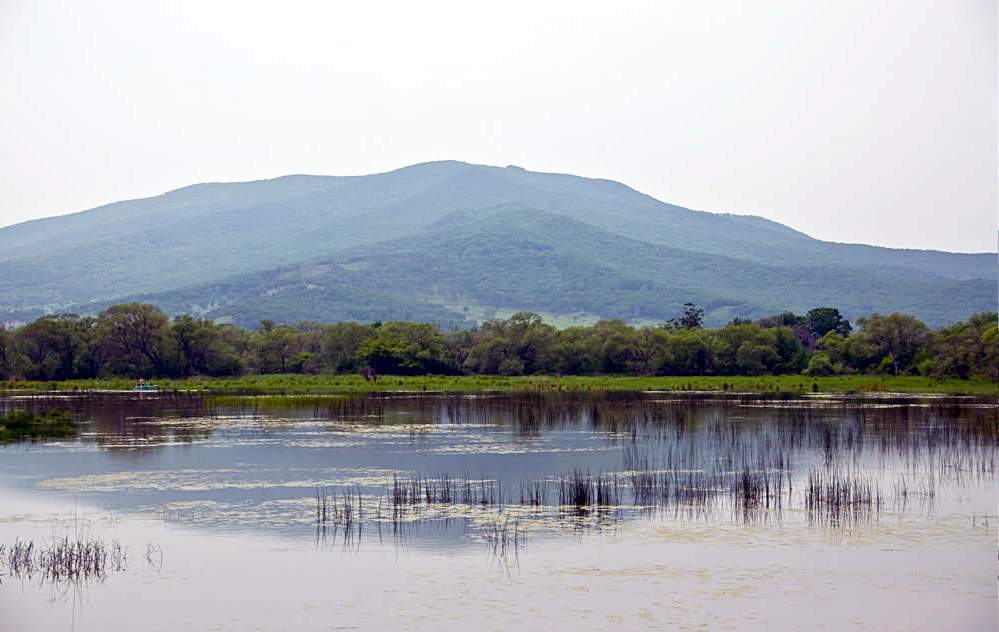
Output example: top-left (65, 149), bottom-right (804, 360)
top-left (1, 537), bottom-right (129, 583)
top-left (0, 409), bottom-right (75, 442)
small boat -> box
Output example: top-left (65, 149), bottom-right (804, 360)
top-left (133, 384), bottom-right (159, 392)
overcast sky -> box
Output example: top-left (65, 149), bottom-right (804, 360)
top-left (1, 1), bottom-right (995, 252)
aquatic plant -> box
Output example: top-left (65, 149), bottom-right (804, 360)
top-left (315, 486), bottom-right (364, 529)
top-left (2, 536), bottom-right (128, 582)
top-left (804, 470), bottom-right (883, 526)
top-left (0, 409), bottom-right (76, 442)
top-left (486, 517), bottom-right (523, 569)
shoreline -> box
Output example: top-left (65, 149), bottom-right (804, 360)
top-left (1, 374), bottom-right (996, 396)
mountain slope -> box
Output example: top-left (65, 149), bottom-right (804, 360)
top-left (0, 161), bottom-right (994, 313)
top-left (79, 207), bottom-right (996, 328)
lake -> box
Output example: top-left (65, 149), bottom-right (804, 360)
top-left (0, 391), bottom-right (995, 631)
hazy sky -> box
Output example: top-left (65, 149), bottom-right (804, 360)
top-left (1, 1), bottom-right (996, 252)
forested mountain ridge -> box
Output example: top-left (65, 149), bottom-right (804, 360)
top-left (32, 206), bottom-right (996, 329)
top-left (0, 161), bottom-right (994, 325)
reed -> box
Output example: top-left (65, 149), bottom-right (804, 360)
top-left (3, 536), bottom-right (128, 582)
top-left (486, 517), bottom-right (523, 569)
top-left (804, 470), bottom-right (883, 526)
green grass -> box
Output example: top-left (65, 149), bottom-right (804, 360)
top-left (1, 374), bottom-right (995, 396)
top-left (0, 409), bottom-right (76, 442)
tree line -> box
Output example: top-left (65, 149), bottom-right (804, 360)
top-left (0, 303), bottom-right (995, 381)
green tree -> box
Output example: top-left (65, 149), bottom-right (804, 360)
top-left (770, 326), bottom-right (808, 373)
top-left (709, 323), bottom-right (804, 375)
top-left (96, 304), bottom-right (172, 376)
top-left (804, 351), bottom-right (839, 376)
top-left (253, 323), bottom-right (301, 374)
top-left (320, 322), bottom-right (376, 373)
top-left (667, 303), bottom-right (704, 330)
top-left (554, 326), bottom-right (601, 375)
top-left (463, 312), bottom-right (557, 375)
top-left (0, 324), bottom-right (28, 380)
top-left (356, 321), bottom-right (446, 374)
top-left (442, 329), bottom-right (476, 374)
top-left (855, 313), bottom-right (929, 375)
top-left (14, 314), bottom-right (96, 380)
top-left (653, 328), bottom-right (716, 375)
top-left (757, 311), bottom-right (804, 328)
top-left (758, 311), bottom-right (815, 349)
top-left (171, 315), bottom-right (243, 376)
top-left (15, 318), bottom-right (68, 380)
top-left (630, 326), bottom-right (670, 376)
top-left (923, 312), bottom-right (997, 379)
top-left (735, 341), bottom-right (779, 375)
top-left (807, 307), bottom-right (852, 338)
top-left (982, 323), bottom-right (999, 381)
top-left (591, 319), bottom-right (640, 374)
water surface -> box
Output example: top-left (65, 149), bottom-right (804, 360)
top-left (0, 391), bottom-right (995, 631)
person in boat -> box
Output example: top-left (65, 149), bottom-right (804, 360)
top-left (137, 377), bottom-right (145, 389)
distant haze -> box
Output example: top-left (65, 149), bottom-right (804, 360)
top-left (1, 1), bottom-right (995, 252)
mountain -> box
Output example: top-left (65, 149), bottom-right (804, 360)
top-left (0, 161), bottom-right (994, 327)
top-left (44, 206), bottom-right (995, 329)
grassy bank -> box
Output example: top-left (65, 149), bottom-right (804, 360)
top-left (0, 374), bottom-right (996, 396)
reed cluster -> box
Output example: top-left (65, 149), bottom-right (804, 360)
top-left (2, 537), bottom-right (127, 582)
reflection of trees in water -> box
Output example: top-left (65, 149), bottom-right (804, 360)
top-left (366, 393), bottom-right (993, 531)
top-left (11, 393), bottom-right (214, 450)
top-left (5, 391), bottom-right (995, 527)
top-left (294, 389), bottom-right (995, 539)
top-left (6, 391), bottom-right (996, 463)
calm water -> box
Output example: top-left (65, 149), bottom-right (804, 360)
top-left (0, 391), bottom-right (995, 631)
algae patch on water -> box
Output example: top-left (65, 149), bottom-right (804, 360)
top-left (36, 466), bottom-right (404, 494)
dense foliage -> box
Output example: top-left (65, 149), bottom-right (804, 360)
top-left (0, 304), bottom-right (994, 382)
